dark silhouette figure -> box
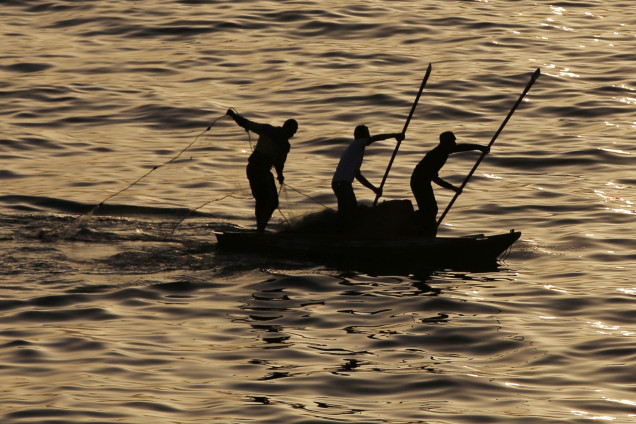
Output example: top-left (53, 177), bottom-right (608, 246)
top-left (410, 131), bottom-right (488, 236)
top-left (227, 109), bottom-right (298, 233)
top-left (331, 124), bottom-right (403, 223)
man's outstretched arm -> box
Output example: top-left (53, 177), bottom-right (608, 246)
top-left (369, 132), bottom-right (404, 143)
top-left (455, 143), bottom-right (489, 154)
top-left (227, 109), bottom-right (264, 134)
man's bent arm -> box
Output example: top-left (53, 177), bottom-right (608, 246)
top-left (433, 176), bottom-right (460, 192)
top-left (356, 171), bottom-right (380, 194)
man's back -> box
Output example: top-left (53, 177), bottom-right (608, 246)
top-left (332, 138), bottom-right (368, 183)
top-left (412, 144), bottom-right (449, 181)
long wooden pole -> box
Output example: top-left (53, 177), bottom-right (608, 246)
top-left (373, 63), bottom-right (432, 207)
top-left (436, 67), bottom-right (541, 229)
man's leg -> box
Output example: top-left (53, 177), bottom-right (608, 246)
top-left (332, 181), bottom-right (357, 228)
top-left (411, 179), bottom-right (437, 236)
top-left (247, 164), bottom-right (278, 233)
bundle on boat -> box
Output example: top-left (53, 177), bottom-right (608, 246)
top-left (281, 199), bottom-right (417, 237)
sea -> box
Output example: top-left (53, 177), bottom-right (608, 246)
top-left (1, 1), bottom-right (634, 423)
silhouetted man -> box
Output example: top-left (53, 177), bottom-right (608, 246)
top-left (227, 109), bottom-right (298, 233)
top-left (332, 124), bottom-right (403, 223)
top-left (410, 131), bottom-right (488, 236)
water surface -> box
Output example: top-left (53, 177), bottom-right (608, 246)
top-left (1, 1), bottom-right (635, 423)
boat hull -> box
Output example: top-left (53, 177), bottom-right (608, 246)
top-left (215, 229), bottom-right (521, 271)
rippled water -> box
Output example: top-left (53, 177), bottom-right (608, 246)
top-left (1, 1), bottom-right (635, 423)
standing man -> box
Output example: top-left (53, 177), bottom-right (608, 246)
top-left (410, 131), bottom-right (488, 236)
top-left (332, 124), bottom-right (404, 223)
top-left (226, 109), bottom-right (298, 233)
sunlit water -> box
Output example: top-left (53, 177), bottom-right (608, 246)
top-left (1, 1), bottom-right (635, 423)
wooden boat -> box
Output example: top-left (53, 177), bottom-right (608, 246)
top-left (215, 229), bottom-right (520, 271)
top-left (215, 201), bottom-right (521, 271)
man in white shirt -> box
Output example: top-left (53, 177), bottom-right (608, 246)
top-left (331, 124), bottom-right (403, 222)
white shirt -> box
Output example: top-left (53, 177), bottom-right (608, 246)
top-left (332, 138), bottom-right (368, 183)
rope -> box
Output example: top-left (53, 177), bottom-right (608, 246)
top-left (164, 193), bottom-right (241, 239)
top-left (43, 114), bottom-right (229, 239)
top-left (283, 183), bottom-right (329, 209)
top-left (88, 114), bottom-right (227, 213)
top-left (276, 184), bottom-right (290, 225)
top-left (43, 110), bottom-right (327, 240)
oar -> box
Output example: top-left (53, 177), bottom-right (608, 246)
top-left (436, 67), bottom-right (541, 229)
top-left (373, 63), bottom-right (432, 207)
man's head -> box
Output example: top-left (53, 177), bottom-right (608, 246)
top-left (283, 119), bottom-right (298, 138)
top-left (440, 131), bottom-right (456, 149)
top-left (354, 124), bottom-right (371, 141)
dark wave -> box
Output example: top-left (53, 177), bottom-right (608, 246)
top-left (2, 62), bottom-right (54, 73)
top-left (0, 194), bottom-right (212, 217)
